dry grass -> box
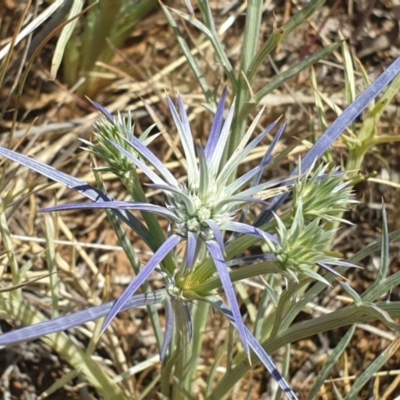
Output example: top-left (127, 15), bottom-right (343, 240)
top-left (1, 1), bottom-right (400, 399)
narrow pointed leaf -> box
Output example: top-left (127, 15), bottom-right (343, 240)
top-left (91, 100), bottom-right (114, 121)
top-left (209, 101), bottom-right (235, 177)
top-left (168, 97), bottom-right (198, 183)
top-left (187, 231), bottom-right (197, 268)
top-left (256, 55), bottom-right (400, 226)
top-left (109, 140), bottom-right (167, 186)
top-left (253, 124), bottom-right (286, 186)
top-left (217, 120), bottom-right (277, 187)
top-left (0, 147), bottom-right (151, 245)
top-left (101, 235), bottom-right (182, 334)
top-left (205, 220), bottom-right (225, 253)
top-left (205, 88), bottom-right (227, 162)
top-left (119, 135), bottom-right (178, 187)
top-left (223, 221), bottom-right (279, 244)
top-left (0, 290), bottom-right (166, 346)
top-left (161, 295), bottom-right (174, 360)
top-left (211, 296), bottom-right (298, 400)
top-left (206, 240), bottom-right (249, 355)
top-left (41, 201), bottom-right (178, 221)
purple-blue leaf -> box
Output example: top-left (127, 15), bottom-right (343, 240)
top-left (0, 290), bottom-right (165, 346)
top-left (205, 87), bottom-right (228, 163)
top-left (206, 240), bottom-right (250, 355)
top-left (161, 295), bottom-right (174, 360)
top-left (100, 234), bottom-right (182, 334)
top-left (223, 221), bottom-right (279, 244)
top-left (0, 147), bottom-right (152, 246)
top-left (167, 97), bottom-right (198, 183)
top-left (91, 100), bottom-right (114, 122)
top-left (205, 220), bottom-right (225, 253)
top-left (212, 297), bottom-right (298, 400)
top-left (41, 201), bottom-right (178, 221)
top-left (252, 124), bottom-right (286, 187)
top-left (119, 135), bottom-right (178, 187)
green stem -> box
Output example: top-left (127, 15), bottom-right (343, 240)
top-left (240, 0), bottom-right (263, 73)
top-left (172, 300), bottom-right (192, 400)
top-left (189, 262), bottom-right (281, 296)
top-left (187, 301), bottom-right (209, 389)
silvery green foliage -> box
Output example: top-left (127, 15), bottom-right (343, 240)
top-left (266, 200), bottom-right (354, 286)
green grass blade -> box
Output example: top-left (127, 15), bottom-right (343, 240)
top-left (50, 0), bottom-right (84, 79)
top-left (343, 335), bottom-right (400, 400)
top-left (307, 325), bottom-right (356, 400)
top-left (378, 206), bottom-right (389, 283)
top-left (161, 3), bottom-right (216, 108)
top-left (239, 0), bottom-right (263, 73)
top-left (247, 0), bottom-right (325, 81)
top-left (170, 3), bottom-right (236, 86)
top-left (241, 42), bottom-right (341, 119)
top-left (341, 38), bottom-right (356, 105)
top-left (39, 369), bottom-right (81, 398)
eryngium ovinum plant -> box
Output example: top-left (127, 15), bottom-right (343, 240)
top-left (0, 68), bottom-right (398, 398)
top-left (1, 91), bottom-right (352, 399)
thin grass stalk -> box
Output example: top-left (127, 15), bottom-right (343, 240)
top-left (274, 343), bottom-right (291, 400)
top-left (197, 0), bottom-right (236, 86)
top-left (307, 325), bottom-right (356, 399)
top-left (161, 3), bottom-right (215, 108)
top-left (343, 335), bottom-right (400, 399)
top-left (346, 69), bottom-right (400, 172)
top-left (247, 0), bottom-right (326, 82)
top-left (224, 0), bottom-right (263, 163)
top-left (239, 42), bottom-right (341, 120)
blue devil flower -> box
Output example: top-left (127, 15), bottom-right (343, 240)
top-left (42, 89), bottom-right (291, 357)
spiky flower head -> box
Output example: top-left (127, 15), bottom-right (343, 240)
top-left (43, 89), bottom-right (289, 357)
top-left (265, 200), bottom-right (356, 285)
top-left (81, 102), bottom-right (158, 178)
top-left (292, 163), bottom-right (357, 224)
